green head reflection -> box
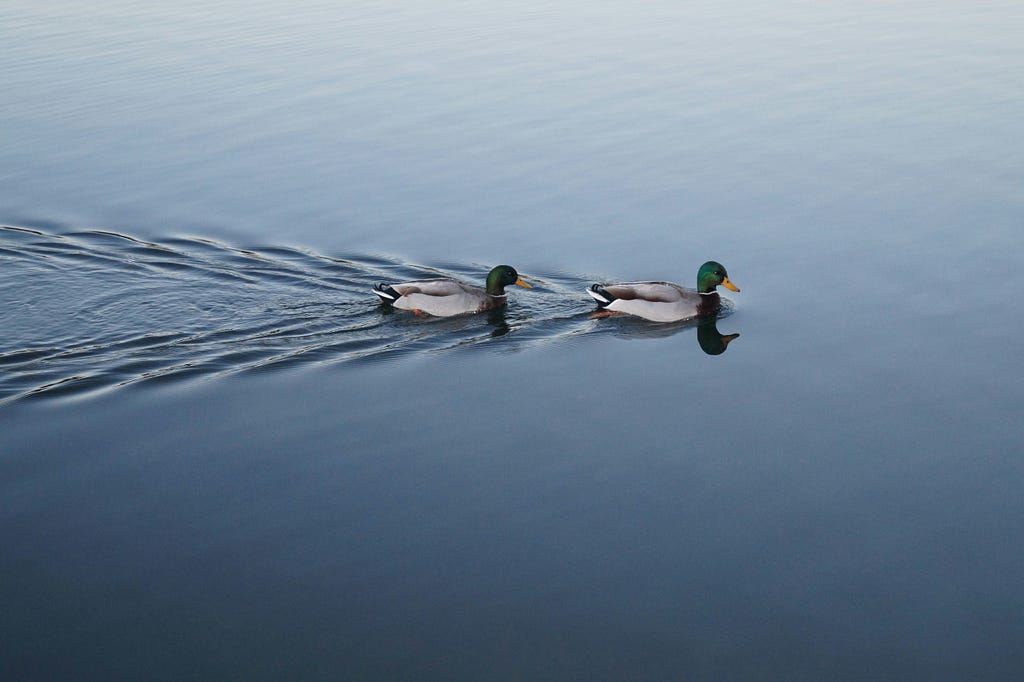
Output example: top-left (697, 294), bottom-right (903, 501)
top-left (696, 317), bottom-right (740, 355)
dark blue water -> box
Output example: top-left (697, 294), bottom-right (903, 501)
top-left (3, 2), bottom-right (1023, 679)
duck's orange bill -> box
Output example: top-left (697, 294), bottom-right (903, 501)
top-left (516, 277), bottom-right (532, 289)
top-left (721, 276), bottom-right (740, 292)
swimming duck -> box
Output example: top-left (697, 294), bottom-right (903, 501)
top-left (373, 264), bottom-right (531, 317)
top-left (586, 261), bottom-right (739, 322)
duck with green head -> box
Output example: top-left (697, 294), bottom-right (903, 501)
top-left (373, 264), bottom-right (532, 317)
top-left (587, 260), bottom-right (740, 322)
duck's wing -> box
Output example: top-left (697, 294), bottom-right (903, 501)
top-left (598, 281), bottom-right (693, 303)
top-left (391, 278), bottom-right (477, 298)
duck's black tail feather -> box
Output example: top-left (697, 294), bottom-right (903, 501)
top-left (373, 283), bottom-right (402, 302)
top-left (588, 283), bottom-right (615, 308)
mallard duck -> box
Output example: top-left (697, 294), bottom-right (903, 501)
top-left (586, 261), bottom-right (739, 322)
top-left (373, 264), bottom-right (531, 317)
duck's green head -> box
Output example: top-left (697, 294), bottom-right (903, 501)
top-left (697, 261), bottom-right (740, 294)
top-left (486, 265), bottom-right (532, 296)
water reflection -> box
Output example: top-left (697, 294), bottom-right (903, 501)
top-left (487, 309), bottom-right (512, 338)
top-left (698, 317), bottom-right (740, 355)
top-left (590, 306), bottom-right (740, 355)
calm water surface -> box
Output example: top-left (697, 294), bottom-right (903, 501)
top-left (2, 1), bottom-right (1023, 679)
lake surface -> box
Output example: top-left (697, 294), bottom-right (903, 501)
top-left (2, 1), bottom-right (1023, 679)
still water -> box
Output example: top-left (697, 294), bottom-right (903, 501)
top-left (2, 1), bottom-right (1023, 679)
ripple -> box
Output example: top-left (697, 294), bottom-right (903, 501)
top-left (0, 224), bottom-right (739, 405)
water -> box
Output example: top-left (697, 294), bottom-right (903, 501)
top-left (2, 1), bottom-right (1023, 679)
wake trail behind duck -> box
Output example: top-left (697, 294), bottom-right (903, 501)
top-left (0, 225), bottom-right (623, 405)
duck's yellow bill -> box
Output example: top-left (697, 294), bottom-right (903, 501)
top-left (721, 276), bottom-right (740, 292)
top-left (515, 277), bottom-right (532, 289)
top-left (721, 333), bottom-right (740, 347)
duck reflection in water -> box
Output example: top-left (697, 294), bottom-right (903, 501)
top-left (595, 313), bottom-right (740, 355)
top-left (696, 317), bottom-right (739, 355)
top-left (486, 308), bottom-right (512, 338)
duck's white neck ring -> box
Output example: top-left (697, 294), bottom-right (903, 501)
top-left (698, 291), bottom-right (720, 296)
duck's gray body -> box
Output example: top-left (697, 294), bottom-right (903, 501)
top-left (587, 281), bottom-right (719, 322)
top-left (374, 278), bottom-right (505, 317)
top-left (375, 264), bottom-right (530, 317)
